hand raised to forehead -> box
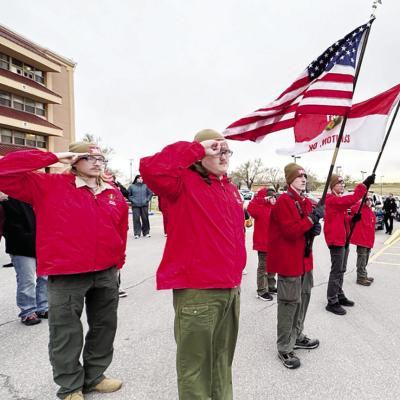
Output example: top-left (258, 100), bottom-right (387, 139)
top-left (200, 139), bottom-right (224, 156)
top-left (55, 152), bottom-right (89, 165)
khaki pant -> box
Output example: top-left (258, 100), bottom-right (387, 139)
top-left (48, 267), bottom-right (119, 399)
top-left (356, 246), bottom-right (371, 279)
top-left (277, 271), bottom-right (313, 353)
top-left (257, 251), bottom-right (277, 295)
top-left (173, 288), bottom-right (240, 400)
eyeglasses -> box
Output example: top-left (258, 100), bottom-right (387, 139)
top-left (78, 155), bottom-right (108, 165)
top-left (214, 150), bottom-right (233, 158)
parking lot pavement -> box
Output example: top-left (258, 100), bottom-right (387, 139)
top-left (1, 215), bottom-right (400, 399)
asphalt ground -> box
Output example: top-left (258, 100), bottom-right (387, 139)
top-left (1, 214), bottom-right (400, 400)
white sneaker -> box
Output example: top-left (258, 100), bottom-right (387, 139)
top-left (242, 268), bottom-right (248, 275)
top-left (134, 235), bottom-right (139, 239)
top-left (145, 234), bottom-right (151, 238)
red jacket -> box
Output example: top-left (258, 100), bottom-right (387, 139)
top-left (0, 150), bottom-right (128, 276)
top-left (323, 183), bottom-right (367, 247)
top-left (247, 188), bottom-right (274, 252)
top-left (140, 141), bottom-right (246, 290)
top-left (350, 202), bottom-right (375, 249)
top-left (266, 188), bottom-right (314, 277)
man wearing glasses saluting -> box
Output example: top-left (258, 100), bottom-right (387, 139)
top-left (140, 129), bottom-right (246, 400)
top-left (0, 142), bottom-right (128, 400)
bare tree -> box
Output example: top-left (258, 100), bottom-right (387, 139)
top-left (82, 133), bottom-right (114, 157)
top-left (343, 174), bottom-right (356, 189)
top-left (230, 158), bottom-right (266, 189)
top-left (305, 168), bottom-right (320, 192)
top-left (264, 167), bottom-right (284, 191)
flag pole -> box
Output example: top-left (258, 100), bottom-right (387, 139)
top-left (319, 19), bottom-right (375, 205)
top-left (345, 98), bottom-right (400, 246)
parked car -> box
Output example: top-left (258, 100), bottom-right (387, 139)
top-left (304, 192), bottom-right (319, 207)
top-left (395, 200), bottom-right (400, 222)
top-left (374, 207), bottom-right (384, 230)
top-left (239, 189), bottom-right (254, 200)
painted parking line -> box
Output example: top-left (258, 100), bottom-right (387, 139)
top-left (370, 229), bottom-right (400, 263)
top-left (373, 261), bottom-right (400, 266)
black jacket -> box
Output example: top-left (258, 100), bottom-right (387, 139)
top-left (2, 197), bottom-right (36, 257)
top-left (383, 198), bottom-right (397, 215)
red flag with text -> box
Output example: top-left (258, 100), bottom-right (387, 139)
top-left (276, 84), bottom-right (400, 155)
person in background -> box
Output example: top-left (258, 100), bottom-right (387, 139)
top-left (268, 163), bottom-right (323, 369)
top-left (128, 175), bottom-right (153, 239)
top-left (247, 187), bottom-right (277, 301)
top-left (0, 191), bottom-right (13, 269)
top-left (2, 196), bottom-right (48, 325)
top-left (0, 142), bottom-right (128, 400)
top-left (350, 195), bottom-right (376, 286)
top-left (324, 173), bottom-right (373, 316)
top-left (112, 175), bottom-right (129, 200)
top-left (140, 129), bottom-right (246, 400)
top-left (383, 193), bottom-right (397, 235)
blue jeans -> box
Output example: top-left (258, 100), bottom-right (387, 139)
top-left (11, 255), bottom-right (48, 318)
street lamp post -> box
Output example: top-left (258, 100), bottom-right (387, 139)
top-left (291, 155), bottom-right (301, 164)
top-left (361, 170), bottom-right (366, 180)
top-left (380, 175), bottom-right (384, 195)
top-left (336, 166), bottom-right (342, 175)
top-left (129, 158), bottom-right (134, 183)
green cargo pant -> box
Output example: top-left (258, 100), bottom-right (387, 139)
top-left (257, 251), bottom-right (277, 295)
top-left (277, 271), bottom-right (313, 353)
top-left (356, 246), bottom-right (371, 279)
top-left (47, 267), bottom-right (119, 399)
top-left (173, 288), bottom-right (240, 400)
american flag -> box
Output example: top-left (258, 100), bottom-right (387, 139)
top-left (224, 20), bottom-right (373, 142)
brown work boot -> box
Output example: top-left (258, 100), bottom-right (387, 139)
top-left (65, 391), bottom-right (84, 400)
top-left (357, 277), bottom-right (371, 286)
top-left (92, 378), bottom-right (122, 393)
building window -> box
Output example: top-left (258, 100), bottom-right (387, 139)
top-left (8, 57), bottom-right (45, 85)
top-left (0, 53), bottom-right (9, 70)
top-left (0, 90), bottom-right (11, 107)
top-left (25, 133), bottom-right (36, 147)
top-left (12, 95), bottom-right (24, 111)
top-left (0, 90), bottom-right (46, 116)
top-left (0, 129), bottom-right (47, 149)
top-left (13, 131), bottom-right (25, 145)
top-left (34, 70), bottom-right (44, 84)
top-left (0, 128), bottom-right (12, 144)
top-left (35, 102), bottom-right (45, 116)
top-left (36, 134), bottom-right (46, 148)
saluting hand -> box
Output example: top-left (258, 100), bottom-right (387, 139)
top-left (55, 152), bottom-right (88, 165)
top-left (200, 140), bottom-right (224, 157)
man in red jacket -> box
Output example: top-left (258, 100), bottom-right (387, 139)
top-left (350, 196), bottom-right (376, 286)
top-left (324, 173), bottom-right (374, 316)
top-left (247, 187), bottom-right (277, 301)
top-left (0, 143), bottom-right (128, 400)
top-left (140, 129), bottom-right (246, 400)
top-left (267, 163), bottom-right (324, 369)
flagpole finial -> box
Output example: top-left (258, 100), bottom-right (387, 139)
top-left (371, 0), bottom-right (382, 19)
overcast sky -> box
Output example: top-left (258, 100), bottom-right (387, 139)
top-left (3, 0), bottom-right (399, 182)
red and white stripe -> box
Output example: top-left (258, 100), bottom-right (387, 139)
top-left (224, 57), bottom-right (360, 142)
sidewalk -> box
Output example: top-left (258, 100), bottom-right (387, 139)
top-left (0, 215), bottom-right (399, 399)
